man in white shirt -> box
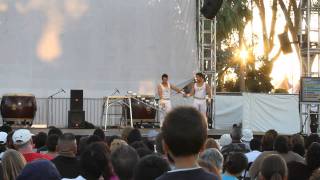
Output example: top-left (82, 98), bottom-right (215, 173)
top-left (157, 74), bottom-right (184, 126)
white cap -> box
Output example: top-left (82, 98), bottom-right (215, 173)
top-left (241, 129), bottom-right (253, 142)
top-left (12, 129), bottom-right (34, 145)
top-left (219, 134), bottom-right (232, 147)
top-left (0, 132), bottom-right (8, 144)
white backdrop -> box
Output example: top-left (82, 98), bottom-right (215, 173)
top-left (0, 0), bottom-right (197, 98)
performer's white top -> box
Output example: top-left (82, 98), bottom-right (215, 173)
top-left (160, 83), bottom-right (171, 100)
top-left (194, 83), bottom-right (206, 99)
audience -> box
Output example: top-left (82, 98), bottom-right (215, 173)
top-left (249, 135), bottom-right (304, 178)
top-left (0, 132), bottom-right (8, 159)
top-left (310, 168), bottom-right (320, 180)
top-left (221, 125), bottom-right (250, 158)
top-left (305, 133), bottom-right (320, 149)
top-left (16, 160), bottom-right (61, 180)
top-left (219, 134), bottom-right (232, 148)
top-left (127, 129), bottom-right (142, 145)
top-left (46, 134), bottom-right (59, 158)
top-left (48, 127), bottom-right (63, 137)
top-left (290, 133), bottom-right (305, 157)
top-left (157, 106), bottom-right (218, 180)
top-left (121, 127), bottom-right (134, 142)
top-left (110, 139), bottom-right (128, 152)
top-left (51, 133), bottom-right (80, 179)
top-left (111, 145), bottom-right (139, 180)
top-left (2, 149), bottom-right (26, 180)
top-left (93, 128), bottom-right (106, 141)
top-left (34, 132), bottom-right (47, 152)
top-left (261, 129), bottom-right (278, 151)
top-left (204, 138), bottom-right (220, 150)
top-left (133, 154), bottom-right (170, 180)
top-left (155, 132), bottom-right (164, 155)
top-left (306, 142), bottom-right (320, 173)
top-left (259, 154), bottom-right (287, 180)
top-left (245, 138), bottom-right (261, 164)
top-left (13, 129), bottom-right (52, 162)
top-left (64, 142), bottom-right (112, 180)
top-left (287, 161), bottom-right (311, 180)
top-left (241, 129), bottom-right (253, 150)
top-left (198, 148), bottom-right (223, 176)
top-left (222, 152), bottom-right (248, 180)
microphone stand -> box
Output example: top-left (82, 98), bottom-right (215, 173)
top-left (47, 89), bottom-right (66, 127)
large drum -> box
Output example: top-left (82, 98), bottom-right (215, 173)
top-left (0, 93), bottom-right (37, 125)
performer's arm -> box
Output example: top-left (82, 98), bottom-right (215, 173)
top-left (157, 85), bottom-right (163, 99)
top-left (171, 84), bottom-right (184, 94)
top-left (186, 84), bottom-right (195, 97)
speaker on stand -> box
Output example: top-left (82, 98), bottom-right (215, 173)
top-left (68, 90), bottom-right (85, 128)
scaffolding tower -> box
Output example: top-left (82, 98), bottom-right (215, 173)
top-left (299, 0), bottom-right (320, 134)
top-left (197, 0), bottom-right (217, 128)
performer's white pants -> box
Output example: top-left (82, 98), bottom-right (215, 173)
top-left (193, 99), bottom-right (207, 116)
top-left (159, 99), bottom-right (172, 127)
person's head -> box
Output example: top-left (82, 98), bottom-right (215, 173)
top-left (250, 138), bottom-right (261, 151)
top-left (262, 129), bottom-right (278, 151)
top-left (127, 129), bottom-right (142, 145)
top-left (199, 148), bottom-right (224, 173)
top-left (48, 127), bottom-right (63, 137)
top-left (287, 161), bottom-right (310, 180)
top-left (111, 145), bottom-right (139, 180)
top-left (16, 160), bottom-right (61, 180)
top-left (155, 132), bottom-right (164, 155)
top-left (305, 133), bottom-right (320, 149)
top-left (34, 132), bottom-right (47, 149)
top-left (57, 133), bottom-right (77, 157)
top-left (162, 106), bottom-right (207, 158)
top-left (136, 148), bottom-right (153, 158)
top-left (309, 168), bottom-right (320, 180)
top-left (274, 136), bottom-right (289, 154)
top-left (292, 143), bottom-right (305, 157)
top-left (195, 72), bottom-right (205, 83)
top-left (224, 152), bottom-right (248, 176)
top-left (0, 125), bottom-right (13, 134)
top-left (290, 133), bottom-right (304, 147)
top-left (78, 136), bottom-right (89, 156)
top-left (306, 142), bottom-right (320, 171)
top-left (0, 131), bottom-right (8, 152)
top-left (107, 135), bottom-right (121, 146)
top-left (161, 74), bottom-right (168, 83)
top-left (86, 135), bottom-right (103, 145)
top-left (121, 127), bottom-right (134, 142)
top-left (205, 138), bottom-right (220, 150)
top-left (80, 142), bottom-right (112, 179)
top-left (230, 126), bottom-right (242, 142)
top-left (12, 129), bottom-right (34, 152)
top-left (130, 141), bottom-right (148, 150)
top-left (259, 154), bottom-right (288, 180)
top-left (133, 154), bottom-right (170, 180)
top-left (93, 128), bottom-right (105, 141)
top-left (219, 134), bottom-right (232, 147)
top-left (110, 139), bottom-right (128, 152)
top-left (2, 149), bottom-right (26, 180)
top-left (47, 134), bottom-right (59, 153)
top-left (241, 129), bottom-right (253, 142)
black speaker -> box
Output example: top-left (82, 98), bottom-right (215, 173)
top-left (68, 110), bottom-right (85, 128)
top-left (278, 32), bottom-right (293, 54)
top-left (70, 90), bottom-right (83, 111)
top-left (201, 0), bottom-right (223, 19)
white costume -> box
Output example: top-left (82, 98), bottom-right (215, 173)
top-left (193, 83), bottom-right (207, 115)
top-left (159, 83), bottom-right (172, 126)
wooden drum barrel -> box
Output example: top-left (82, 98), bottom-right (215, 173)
top-left (0, 93), bottom-right (37, 125)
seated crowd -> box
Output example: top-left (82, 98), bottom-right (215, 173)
top-left (0, 106), bottom-right (318, 180)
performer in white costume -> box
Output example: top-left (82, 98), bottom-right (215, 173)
top-left (186, 72), bottom-right (212, 117)
top-left (157, 74), bottom-right (184, 126)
